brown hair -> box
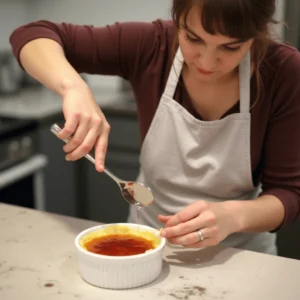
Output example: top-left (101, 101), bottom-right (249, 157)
top-left (172, 0), bottom-right (278, 108)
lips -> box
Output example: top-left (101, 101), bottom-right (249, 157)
top-left (196, 67), bottom-right (214, 75)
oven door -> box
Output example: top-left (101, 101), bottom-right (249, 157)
top-left (0, 154), bottom-right (48, 210)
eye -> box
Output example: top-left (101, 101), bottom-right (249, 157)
top-left (184, 34), bottom-right (204, 44)
top-left (222, 45), bottom-right (242, 52)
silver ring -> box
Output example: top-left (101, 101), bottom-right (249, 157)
top-left (197, 229), bottom-right (204, 242)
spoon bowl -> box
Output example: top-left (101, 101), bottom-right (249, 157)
top-left (50, 124), bottom-right (154, 207)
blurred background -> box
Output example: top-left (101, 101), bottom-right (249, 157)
top-left (0, 0), bottom-right (299, 259)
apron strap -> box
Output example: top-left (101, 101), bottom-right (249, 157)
top-left (163, 48), bottom-right (184, 99)
top-left (239, 51), bottom-right (251, 114)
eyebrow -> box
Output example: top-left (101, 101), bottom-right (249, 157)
top-left (186, 28), bottom-right (244, 46)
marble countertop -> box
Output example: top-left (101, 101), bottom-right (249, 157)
top-left (1, 204), bottom-right (300, 300)
top-left (0, 87), bottom-right (137, 121)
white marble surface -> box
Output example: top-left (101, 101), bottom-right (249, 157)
top-left (0, 87), bottom-right (133, 119)
top-left (1, 203), bottom-right (300, 300)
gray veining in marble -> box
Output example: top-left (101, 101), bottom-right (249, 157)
top-left (1, 203), bottom-right (300, 300)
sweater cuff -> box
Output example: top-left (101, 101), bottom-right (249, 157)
top-left (260, 188), bottom-right (300, 232)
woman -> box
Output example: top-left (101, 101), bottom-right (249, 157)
top-left (10, 0), bottom-right (300, 254)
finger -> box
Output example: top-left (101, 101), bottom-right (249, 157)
top-left (163, 208), bottom-right (219, 239)
top-left (161, 216), bottom-right (202, 238)
top-left (94, 121), bottom-right (110, 172)
top-left (183, 237), bottom-right (219, 249)
top-left (158, 215), bottom-right (173, 224)
top-left (63, 117), bottom-right (90, 153)
top-left (168, 226), bottom-right (217, 246)
top-left (58, 114), bottom-right (80, 140)
top-left (165, 201), bottom-right (207, 227)
top-left (66, 127), bottom-right (98, 161)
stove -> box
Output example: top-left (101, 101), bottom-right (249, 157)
top-left (0, 117), bottom-right (37, 139)
top-left (0, 117), bottom-right (37, 170)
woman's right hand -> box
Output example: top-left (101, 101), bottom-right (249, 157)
top-left (57, 84), bottom-right (110, 173)
top-left (15, 38), bottom-right (110, 172)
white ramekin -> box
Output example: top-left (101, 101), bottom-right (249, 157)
top-left (75, 223), bottom-right (166, 289)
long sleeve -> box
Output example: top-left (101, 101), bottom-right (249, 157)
top-left (9, 20), bottom-right (166, 80)
top-left (259, 49), bottom-right (300, 225)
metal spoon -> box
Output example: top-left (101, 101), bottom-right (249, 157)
top-left (50, 123), bottom-right (154, 207)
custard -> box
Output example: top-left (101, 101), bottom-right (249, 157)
top-left (80, 225), bottom-right (161, 257)
top-left (85, 233), bottom-right (155, 256)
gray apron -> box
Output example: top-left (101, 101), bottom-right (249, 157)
top-left (128, 48), bottom-right (277, 255)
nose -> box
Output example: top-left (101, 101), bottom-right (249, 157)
top-left (198, 49), bottom-right (217, 71)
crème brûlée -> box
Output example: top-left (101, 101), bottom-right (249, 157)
top-left (79, 224), bottom-right (162, 257)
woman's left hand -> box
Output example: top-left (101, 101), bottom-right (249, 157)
top-left (158, 200), bottom-right (241, 248)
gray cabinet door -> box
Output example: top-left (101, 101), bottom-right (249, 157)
top-left (277, 223), bottom-right (300, 260)
top-left (37, 118), bottom-right (78, 217)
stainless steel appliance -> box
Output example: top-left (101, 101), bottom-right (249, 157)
top-left (0, 51), bottom-right (23, 95)
top-left (0, 117), bottom-right (48, 209)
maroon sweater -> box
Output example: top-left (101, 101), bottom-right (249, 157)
top-left (10, 20), bottom-right (300, 228)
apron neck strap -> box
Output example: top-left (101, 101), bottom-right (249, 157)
top-left (239, 50), bottom-right (251, 113)
top-left (164, 48), bottom-right (184, 99)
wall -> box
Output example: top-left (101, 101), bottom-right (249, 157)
top-left (0, 0), bottom-right (30, 51)
top-left (274, 0), bottom-right (286, 40)
top-left (284, 0), bottom-right (300, 48)
top-left (28, 0), bottom-right (171, 24)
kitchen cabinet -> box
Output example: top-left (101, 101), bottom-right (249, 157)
top-left (36, 115), bottom-right (79, 217)
top-left (277, 223), bottom-right (300, 260)
top-left (79, 111), bottom-right (141, 223)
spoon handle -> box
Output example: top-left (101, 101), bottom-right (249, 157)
top-left (50, 123), bottom-right (123, 184)
top-left (84, 153), bottom-right (122, 184)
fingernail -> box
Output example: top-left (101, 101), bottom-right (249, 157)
top-left (160, 230), bottom-right (166, 237)
top-left (66, 156), bottom-right (71, 161)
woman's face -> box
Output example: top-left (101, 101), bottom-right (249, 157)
top-left (178, 5), bottom-right (254, 82)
